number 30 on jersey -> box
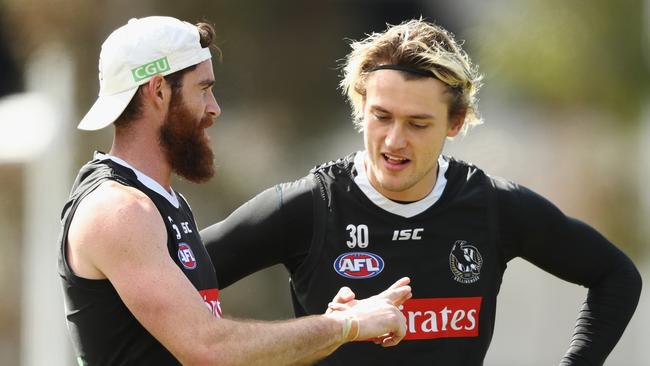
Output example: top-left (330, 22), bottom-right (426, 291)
top-left (346, 224), bottom-right (369, 248)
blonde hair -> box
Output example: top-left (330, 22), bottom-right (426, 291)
top-left (340, 19), bottom-right (483, 134)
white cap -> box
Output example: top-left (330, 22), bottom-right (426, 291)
top-left (78, 16), bottom-right (212, 130)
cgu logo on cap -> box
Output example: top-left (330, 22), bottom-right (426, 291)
top-left (333, 252), bottom-right (384, 279)
top-left (177, 243), bottom-right (197, 269)
top-left (131, 57), bottom-right (170, 82)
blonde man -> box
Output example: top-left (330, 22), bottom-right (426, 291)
top-left (202, 19), bottom-right (641, 365)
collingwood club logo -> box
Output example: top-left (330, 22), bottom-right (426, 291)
top-left (449, 240), bottom-right (483, 284)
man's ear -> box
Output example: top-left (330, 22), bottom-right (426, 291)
top-left (144, 75), bottom-right (169, 110)
top-left (447, 110), bottom-right (466, 138)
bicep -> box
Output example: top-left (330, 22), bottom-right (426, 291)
top-left (79, 194), bottom-right (218, 364)
top-left (107, 248), bottom-right (215, 364)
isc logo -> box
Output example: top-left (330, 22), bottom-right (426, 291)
top-left (333, 252), bottom-right (384, 279)
top-left (177, 243), bottom-right (197, 269)
top-left (392, 228), bottom-right (424, 241)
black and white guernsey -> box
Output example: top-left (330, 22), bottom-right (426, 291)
top-left (202, 151), bottom-right (641, 366)
top-left (59, 152), bottom-right (220, 366)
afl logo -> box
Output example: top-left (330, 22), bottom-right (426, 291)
top-left (177, 243), bottom-right (197, 270)
top-left (333, 252), bottom-right (384, 279)
top-left (449, 240), bottom-right (483, 284)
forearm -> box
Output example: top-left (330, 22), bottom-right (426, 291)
top-left (559, 258), bottom-right (642, 365)
top-left (289, 339), bottom-right (341, 366)
top-left (204, 315), bottom-right (343, 366)
top-left (196, 277), bottom-right (410, 365)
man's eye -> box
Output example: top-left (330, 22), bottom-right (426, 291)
top-left (374, 114), bottom-right (390, 121)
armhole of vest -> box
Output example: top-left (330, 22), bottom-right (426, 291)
top-left (289, 172), bottom-right (329, 297)
top-left (59, 177), bottom-right (116, 288)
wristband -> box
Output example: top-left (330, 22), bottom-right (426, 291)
top-left (342, 315), bottom-right (359, 341)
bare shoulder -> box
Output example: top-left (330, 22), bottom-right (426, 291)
top-left (67, 180), bottom-right (167, 278)
top-left (72, 180), bottom-right (164, 242)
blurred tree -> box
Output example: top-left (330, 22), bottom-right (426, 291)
top-left (466, 0), bottom-right (648, 256)
top-left (472, 0), bottom-right (648, 121)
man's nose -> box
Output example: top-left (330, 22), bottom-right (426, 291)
top-left (206, 92), bottom-right (221, 119)
top-left (385, 122), bottom-right (407, 149)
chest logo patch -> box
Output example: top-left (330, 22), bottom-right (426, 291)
top-left (333, 252), bottom-right (384, 279)
top-left (400, 297), bottom-right (482, 340)
top-left (449, 240), bottom-right (482, 284)
top-left (178, 243), bottom-right (197, 270)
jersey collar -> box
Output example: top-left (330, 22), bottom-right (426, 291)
top-left (95, 152), bottom-right (180, 208)
top-left (353, 150), bottom-right (448, 218)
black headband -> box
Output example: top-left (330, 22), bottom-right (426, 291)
top-left (368, 64), bottom-right (436, 78)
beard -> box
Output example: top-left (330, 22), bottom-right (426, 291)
top-left (159, 94), bottom-right (215, 183)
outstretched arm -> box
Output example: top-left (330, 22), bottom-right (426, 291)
top-left (202, 177), bottom-right (315, 288)
top-left (69, 181), bottom-right (408, 365)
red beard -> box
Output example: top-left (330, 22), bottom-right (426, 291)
top-left (159, 94), bottom-right (215, 183)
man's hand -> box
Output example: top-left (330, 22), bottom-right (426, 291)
top-left (324, 277), bottom-right (411, 347)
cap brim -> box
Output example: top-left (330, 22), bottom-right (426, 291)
top-left (77, 87), bottom-right (139, 131)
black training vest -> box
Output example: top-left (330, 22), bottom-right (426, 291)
top-left (289, 153), bottom-right (505, 366)
top-left (58, 154), bottom-right (220, 366)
